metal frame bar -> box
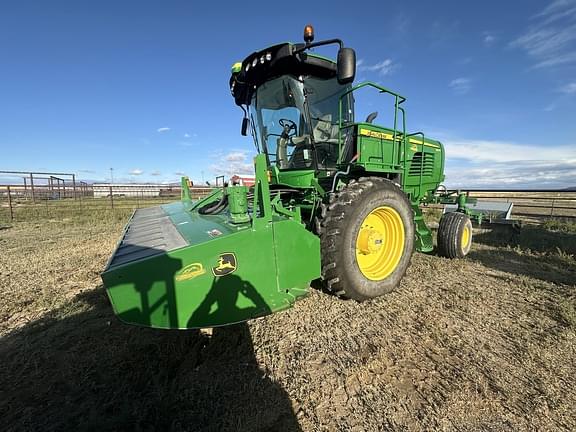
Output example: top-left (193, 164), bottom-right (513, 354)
top-left (338, 81), bottom-right (407, 165)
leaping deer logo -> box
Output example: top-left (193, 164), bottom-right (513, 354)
top-left (212, 253), bottom-right (237, 276)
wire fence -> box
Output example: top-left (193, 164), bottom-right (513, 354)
top-left (1, 184), bottom-right (575, 224)
top-left (0, 184), bottom-right (212, 223)
top-left (422, 190), bottom-right (576, 224)
top-left (464, 190), bottom-right (576, 220)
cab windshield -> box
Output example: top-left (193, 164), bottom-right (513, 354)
top-left (250, 75), bottom-right (352, 170)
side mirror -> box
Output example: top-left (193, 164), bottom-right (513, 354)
top-left (241, 117), bottom-right (250, 136)
top-left (337, 48), bottom-right (356, 84)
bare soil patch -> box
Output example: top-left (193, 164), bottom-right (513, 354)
top-left (1, 218), bottom-right (575, 431)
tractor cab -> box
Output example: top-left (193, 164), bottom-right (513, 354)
top-left (230, 26), bottom-right (356, 184)
top-left (249, 74), bottom-right (353, 171)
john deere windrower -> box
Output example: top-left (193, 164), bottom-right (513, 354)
top-left (102, 26), bottom-right (475, 329)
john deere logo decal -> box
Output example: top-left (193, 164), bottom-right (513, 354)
top-left (212, 253), bottom-right (237, 276)
top-left (175, 263), bottom-right (206, 281)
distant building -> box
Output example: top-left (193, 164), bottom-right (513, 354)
top-left (230, 174), bottom-right (256, 187)
top-left (92, 183), bottom-right (179, 198)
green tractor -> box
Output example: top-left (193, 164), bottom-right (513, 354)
top-left (101, 26), bottom-right (474, 329)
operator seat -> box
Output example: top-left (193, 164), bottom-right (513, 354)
top-left (311, 114), bottom-right (339, 168)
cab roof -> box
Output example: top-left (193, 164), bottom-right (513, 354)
top-left (229, 42), bottom-right (337, 106)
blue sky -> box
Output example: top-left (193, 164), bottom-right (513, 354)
top-left (1, 0), bottom-right (575, 188)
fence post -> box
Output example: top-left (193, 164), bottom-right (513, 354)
top-left (550, 198), bottom-right (555, 217)
top-left (109, 186), bottom-right (114, 209)
top-left (72, 174), bottom-right (77, 200)
top-left (7, 186), bottom-right (14, 221)
top-left (30, 173), bottom-right (35, 203)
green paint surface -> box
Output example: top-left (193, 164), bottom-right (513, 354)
top-left (103, 38), bottom-right (455, 329)
top-left (102, 155), bottom-right (321, 329)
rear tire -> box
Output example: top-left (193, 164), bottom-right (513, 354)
top-left (320, 177), bottom-right (415, 301)
top-left (437, 212), bottom-right (472, 258)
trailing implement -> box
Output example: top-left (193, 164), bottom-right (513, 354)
top-left (102, 25), bottom-right (475, 329)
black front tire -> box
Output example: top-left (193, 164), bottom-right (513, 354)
top-left (320, 177), bottom-right (415, 301)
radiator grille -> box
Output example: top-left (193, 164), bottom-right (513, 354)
top-left (409, 152), bottom-right (435, 177)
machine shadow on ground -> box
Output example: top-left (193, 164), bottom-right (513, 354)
top-left (472, 224), bottom-right (576, 255)
top-left (468, 246), bottom-right (576, 287)
top-left (467, 226), bottom-right (576, 286)
top-left (0, 281), bottom-right (300, 431)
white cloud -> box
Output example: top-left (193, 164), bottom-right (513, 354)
top-left (443, 138), bottom-right (575, 162)
top-left (483, 32), bottom-right (497, 46)
top-left (559, 82), bottom-right (576, 94)
top-left (441, 136), bottom-right (576, 188)
top-left (449, 77), bottom-right (472, 94)
top-left (544, 102), bottom-right (557, 111)
top-left (543, 81), bottom-right (576, 112)
top-left (394, 14), bottom-right (410, 34)
top-left (225, 151), bottom-right (247, 162)
top-left (129, 169), bottom-right (143, 176)
top-left (210, 151), bottom-right (254, 176)
top-left (174, 171), bottom-right (186, 176)
top-left (357, 59), bottom-right (397, 76)
top-left (178, 133), bottom-right (198, 146)
top-left (445, 159), bottom-right (576, 189)
top-left (510, 0), bottom-right (576, 68)
top-left (150, 170), bottom-right (161, 176)
top-left (536, 0), bottom-right (576, 24)
top-left (157, 127), bottom-right (171, 133)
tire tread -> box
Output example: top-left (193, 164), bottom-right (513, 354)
top-left (437, 212), bottom-right (472, 258)
top-left (319, 177), bottom-right (414, 300)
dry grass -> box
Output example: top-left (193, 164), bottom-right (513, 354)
top-left (542, 218), bottom-right (576, 233)
top-left (0, 197), bottom-right (174, 224)
top-left (0, 210), bottom-right (575, 431)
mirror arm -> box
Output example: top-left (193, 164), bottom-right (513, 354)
top-left (293, 38), bottom-right (343, 54)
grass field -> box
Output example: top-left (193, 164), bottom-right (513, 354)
top-left (1, 204), bottom-right (575, 431)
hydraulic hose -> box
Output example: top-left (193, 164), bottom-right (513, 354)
top-left (198, 194), bottom-right (229, 215)
top-left (331, 154), bottom-right (359, 193)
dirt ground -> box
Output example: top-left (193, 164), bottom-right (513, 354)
top-left (0, 216), bottom-right (575, 431)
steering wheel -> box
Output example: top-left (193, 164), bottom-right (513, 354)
top-left (278, 118), bottom-right (297, 137)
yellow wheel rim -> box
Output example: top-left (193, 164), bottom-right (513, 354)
top-left (355, 206), bottom-right (405, 281)
top-left (461, 225), bottom-right (471, 248)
